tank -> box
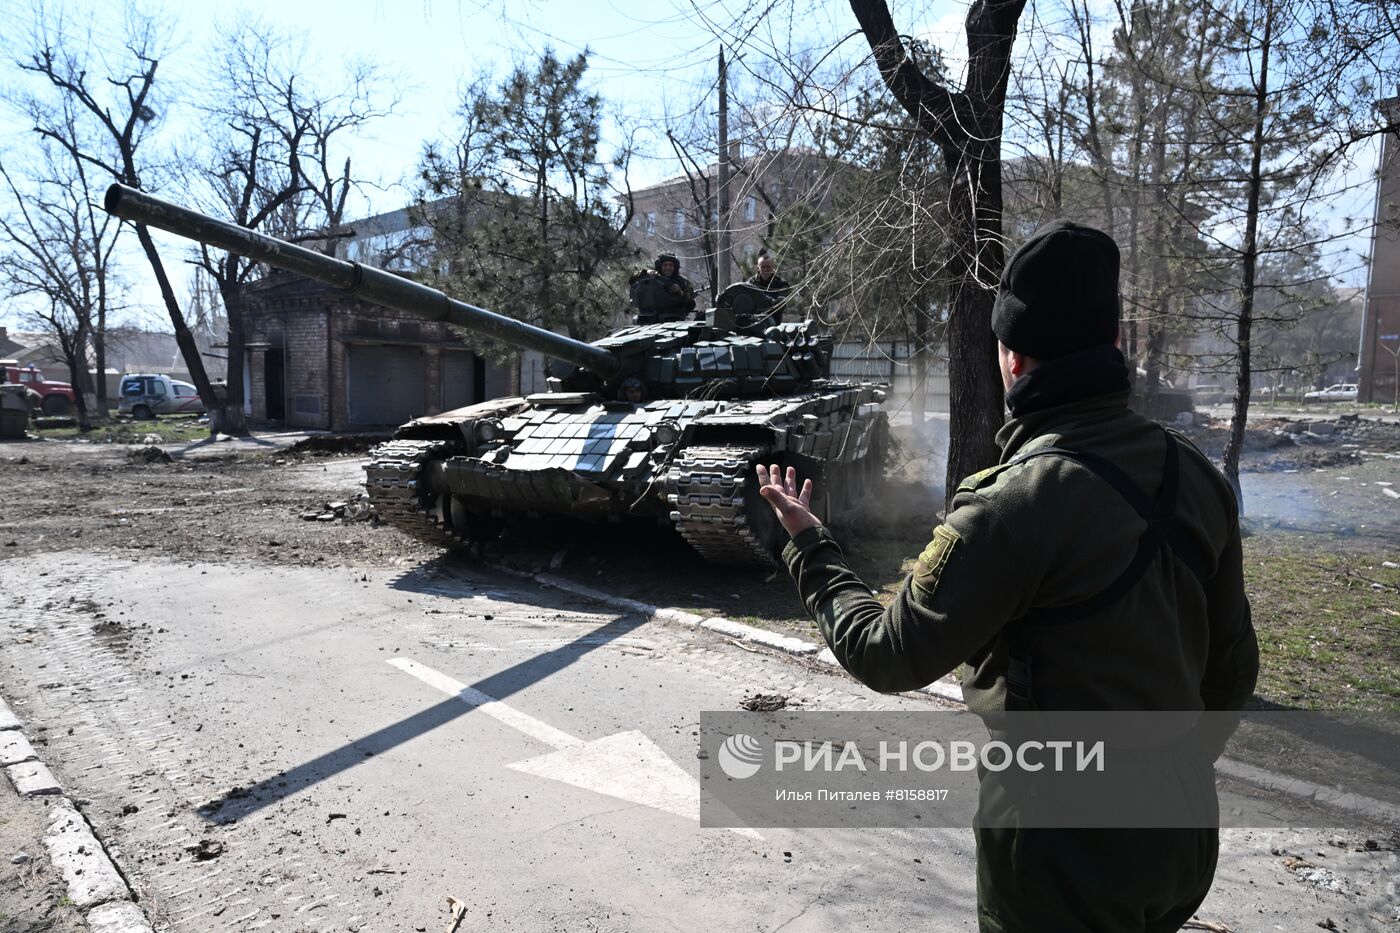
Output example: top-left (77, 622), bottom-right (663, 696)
top-left (104, 184), bottom-right (889, 565)
top-left (0, 384), bottom-right (33, 440)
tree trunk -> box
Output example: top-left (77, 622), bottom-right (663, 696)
top-left (1120, 1), bottom-right (1154, 366)
top-left (1069, 0), bottom-right (1117, 236)
top-left (1143, 115), bottom-right (1171, 417)
top-left (92, 304), bottom-right (107, 414)
top-left (849, 0), bottom-right (1025, 509)
top-left (1220, 0), bottom-right (1275, 511)
top-left (942, 149), bottom-right (1006, 508)
top-left (59, 325), bottom-right (92, 431)
top-left (93, 255), bottom-right (111, 416)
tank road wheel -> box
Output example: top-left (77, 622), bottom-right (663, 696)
top-left (364, 439), bottom-right (475, 549)
top-left (428, 493), bottom-right (505, 550)
top-left (664, 445), bottom-right (785, 567)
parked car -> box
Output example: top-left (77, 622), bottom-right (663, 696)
top-left (118, 374), bottom-right (206, 419)
top-left (1303, 383), bottom-right (1358, 402)
top-left (0, 360), bottom-right (77, 415)
top-left (1191, 383), bottom-right (1226, 405)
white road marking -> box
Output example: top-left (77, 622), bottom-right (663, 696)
top-left (388, 657), bottom-right (582, 750)
top-left (388, 656), bottom-right (759, 837)
top-left (508, 729), bottom-right (701, 824)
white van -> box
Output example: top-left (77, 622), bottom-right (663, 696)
top-left (118, 374), bottom-right (206, 419)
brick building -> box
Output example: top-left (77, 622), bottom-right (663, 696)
top-left (622, 149), bottom-right (842, 301)
top-left (237, 197), bottom-right (549, 430)
top-left (241, 271), bottom-right (509, 431)
top-left (1358, 97), bottom-right (1400, 404)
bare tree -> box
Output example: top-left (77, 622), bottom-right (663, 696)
top-left (669, 31), bottom-right (957, 431)
top-left (19, 16), bottom-right (223, 429)
top-left (1204, 0), bottom-right (1399, 504)
top-left (815, 77), bottom-right (950, 428)
top-left (850, 0), bottom-right (1028, 503)
top-left (1008, 0), bottom-right (1394, 505)
top-left (176, 23), bottom-right (390, 433)
top-left (282, 58), bottom-right (397, 254)
top-left (664, 129), bottom-right (722, 302)
top-left (189, 26), bottom-right (311, 436)
top-left (0, 156), bottom-right (119, 429)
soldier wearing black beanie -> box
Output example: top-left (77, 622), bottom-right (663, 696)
top-left (758, 214), bottom-right (1255, 932)
top-left (992, 219), bottom-right (1122, 360)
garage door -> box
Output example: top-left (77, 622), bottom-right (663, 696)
top-left (441, 350), bottom-right (477, 412)
top-left (346, 346), bottom-right (424, 427)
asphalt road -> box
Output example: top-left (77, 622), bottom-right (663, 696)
top-left (0, 552), bottom-right (1396, 932)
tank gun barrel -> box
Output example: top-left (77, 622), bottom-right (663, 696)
top-left (103, 184), bottom-right (620, 379)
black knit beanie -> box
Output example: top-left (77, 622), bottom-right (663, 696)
top-left (992, 219), bottom-right (1121, 359)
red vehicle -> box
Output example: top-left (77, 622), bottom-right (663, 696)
top-left (0, 361), bottom-right (77, 415)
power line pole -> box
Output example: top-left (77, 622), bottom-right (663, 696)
top-left (717, 46), bottom-right (732, 292)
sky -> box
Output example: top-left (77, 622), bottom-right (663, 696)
top-left (0, 0), bottom-right (1388, 334)
top-left (1, 0), bottom-right (948, 330)
top-left (1, 0), bottom-right (925, 211)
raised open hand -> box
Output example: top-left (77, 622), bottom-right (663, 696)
top-left (755, 463), bottom-right (822, 538)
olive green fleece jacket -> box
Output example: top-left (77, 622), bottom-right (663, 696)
top-left (781, 389), bottom-right (1259, 715)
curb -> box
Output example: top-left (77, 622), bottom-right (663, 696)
top-left (521, 566), bottom-right (967, 700)
top-left (501, 564), bottom-right (1399, 828)
top-left (0, 695), bottom-right (154, 933)
top-left (1215, 757), bottom-right (1400, 827)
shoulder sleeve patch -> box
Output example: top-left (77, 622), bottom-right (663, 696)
top-left (956, 463), bottom-right (1012, 494)
top-left (911, 523), bottom-right (960, 598)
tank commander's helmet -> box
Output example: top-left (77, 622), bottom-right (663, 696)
top-left (654, 253), bottom-right (681, 274)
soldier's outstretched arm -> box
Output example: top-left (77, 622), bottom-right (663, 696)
top-left (761, 466), bottom-right (1038, 694)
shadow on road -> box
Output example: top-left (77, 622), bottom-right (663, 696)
top-left (194, 602), bottom-right (650, 824)
top-left (171, 433), bottom-right (281, 456)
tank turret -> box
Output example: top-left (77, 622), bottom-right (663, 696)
top-left (103, 183), bottom-right (888, 565)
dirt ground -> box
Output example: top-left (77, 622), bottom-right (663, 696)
top-left (2, 413), bottom-right (1397, 712)
top-left (0, 415), bottom-right (1397, 930)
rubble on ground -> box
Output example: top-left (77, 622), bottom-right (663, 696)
top-left (1183, 415), bottom-right (1400, 473)
top-left (739, 693), bottom-right (790, 711)
top-left (126, 445), bottom-right (173, 465)
top-left (287, 434), bottom-right (385, 457)
top-left (300, 495), bottom-right (375, 524)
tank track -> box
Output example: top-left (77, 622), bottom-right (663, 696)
top-left (364, 439), bottom-right (470, 548)
top-left (664, 445), bottom-right (780, 567)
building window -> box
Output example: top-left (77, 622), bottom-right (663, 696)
top-left (673, 210), bottom-right (685, 236)
top-left (743, 243), bottom-right (756, 258)
top-left (644, 211), bottom-right (656, 236)
top-left (744, 197), bottom-right (756, 222)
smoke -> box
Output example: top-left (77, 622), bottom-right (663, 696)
top-left (888, 414), bottom-right (949, 490)
top-left (881, 385), bottom-right (950, 490)
top-left (842, 404), bottom-right (949, 537)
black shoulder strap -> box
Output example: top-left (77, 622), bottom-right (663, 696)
top-left (1009, 424), bottom-right (1213, 626)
